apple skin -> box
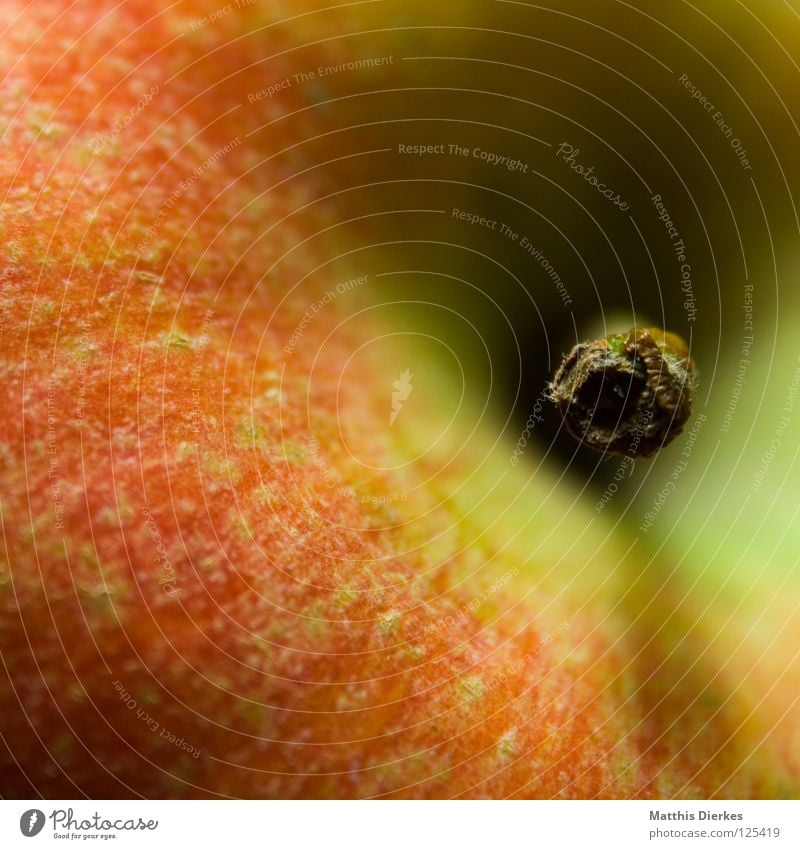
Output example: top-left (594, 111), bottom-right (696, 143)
top-left (0, 0), bottom-right (795, 798)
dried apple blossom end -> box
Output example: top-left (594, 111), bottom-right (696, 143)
top-left (548, 327), bottom-right (696, 458)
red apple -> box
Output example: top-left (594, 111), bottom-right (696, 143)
top-left (0, 0), bottom-right (795, 799)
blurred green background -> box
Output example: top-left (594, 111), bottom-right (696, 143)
top-left (261, 0), bottom-right (800, 646)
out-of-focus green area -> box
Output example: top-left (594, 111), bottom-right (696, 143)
top-left (277, 0), bottom-right (800, 564)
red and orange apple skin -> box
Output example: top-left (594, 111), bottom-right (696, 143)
top-left (0, 0), bottom-right (793, 799)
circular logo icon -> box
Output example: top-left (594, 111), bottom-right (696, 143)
top-left (19, 810), bottom-right (46, 837)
